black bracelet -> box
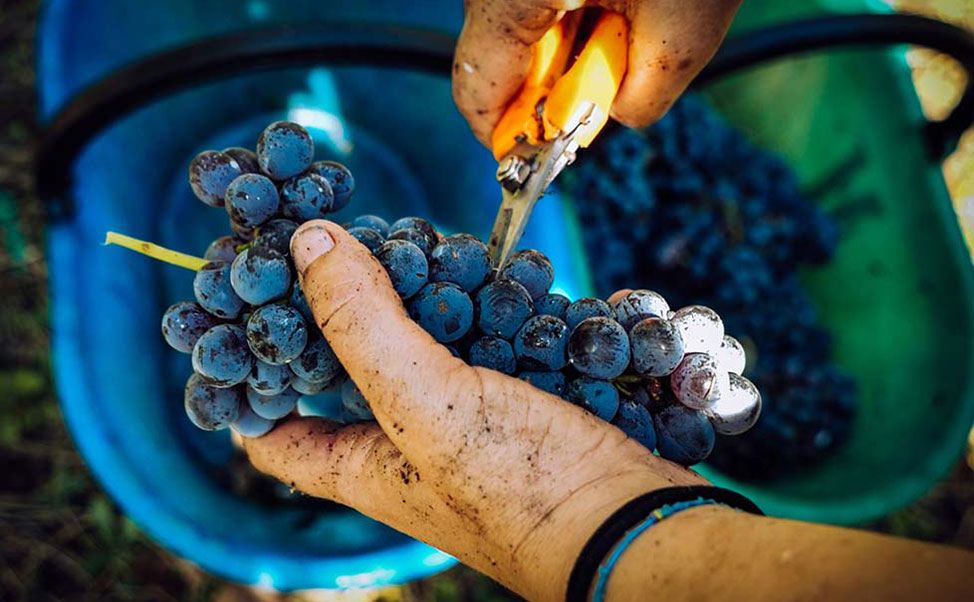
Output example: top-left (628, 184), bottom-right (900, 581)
top-left (565, 486), bottom-right (762, 602)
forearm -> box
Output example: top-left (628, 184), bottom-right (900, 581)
top-left (605, 505), bottom-right (974, 601)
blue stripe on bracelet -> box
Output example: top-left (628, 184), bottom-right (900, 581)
top-left (590, 498), bottom-right (722, 602)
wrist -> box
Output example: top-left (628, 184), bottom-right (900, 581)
top-left (601, 504), bottom-right (743, 601)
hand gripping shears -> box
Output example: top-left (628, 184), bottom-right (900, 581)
top-left (485, 10), bottom-right (628, 268)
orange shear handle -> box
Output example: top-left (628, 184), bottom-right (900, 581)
top-left (490, 11), bottom-right (629, 160)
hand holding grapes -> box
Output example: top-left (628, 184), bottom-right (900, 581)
top-left (243, 220), bottom-right (706, 601)
top-left (452, 0), bottom-right (744, 145)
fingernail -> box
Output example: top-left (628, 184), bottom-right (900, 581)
top-left (291, 222), bottom-right (335, 276)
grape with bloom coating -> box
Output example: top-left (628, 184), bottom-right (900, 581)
top-left (257, 121), bottom-right (314, 180)
top-left (309, 161), bottom-right (355, 210)
top-left (671, 305), bottom-right (724, 354)
top-left (280, 173), bottom-right (334, 221)
top-left (231, 403), bottom-right (276, 437)
top-left (716, 335), bottom-right (746, 375)
top-left (654, 403), bottom-right (715, 465)
top-left (253, 218), bottom-right (298, 257)
top-left (193, 261), bottom-right (245, 319)
top-left (230, 247), bottom-right (292, 305)
top-left (162, 301), bottom-right (218, 353)
top-left (374, 240), bottom-right (428, 298)
top-left (390, 228), bottom-right (436, 257)
top-left (350, 214), bottom-right (390, 236)
top-left (347, 226), bottom-right (386, 253)
top-left (225, 173), bottom-right (280, 228)
top-left (408, 282), bottom-right (473, 343)
top-left (289, 334), bottom-right (342, 385)
top-left (290, 282), bottom-right (314, 325)
top-left (514, 315), bottom-right (569, 371)
top-left (670, 352), bottom-right (728, 411)
top-left (189, 150), bottom-right (242, 207)
top-left (475, 278), bottom-right (533, 339)
top-left (567, 317), bottom-right (630, 380)
top-left (518, 371), bottom-right (565, 396)
top-left (611, 400), bottom-right (657, 451)
top-left (222, 147), bottom-right (259, 173)
top-left (499, 250), bottom-right (553, 300)
top-left (246, 304), bottom-right (308, 365)
top-left (705, 373), bottom-right (761, 435)
top-left (204, 236), bottom-right (241, 262)
top-left (184, 373), bottom-right (241, 430)
top-left (534, 293), bottom-right (570, 320)
top-left (565, 297), bottom-right (614, 330)
top-left (468, 336), bottom-right (516, 375)
top-left (247, 360), bottom-right (292, 396)
top-left (246, 386), bottom-right (300, 420)
top-left (612, 289), bottom-right (669, 330)
top-left (429, 234), bottom-right (492, 292)
top-left (192, 324), bottom-right (253, 388)
top-left (565, 377), bottom-right (619, 421)
top-left (629, 317), bottom-right (685, 377)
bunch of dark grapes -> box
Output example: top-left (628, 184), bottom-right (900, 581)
top-left (561, 94), bottom-right (856, 480)
top-left (162, 120), bottom-right (764, 467)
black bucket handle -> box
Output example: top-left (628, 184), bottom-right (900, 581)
top-left (35, 13), bottom-right (974, 218)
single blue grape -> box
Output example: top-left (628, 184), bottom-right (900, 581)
top-left (468, 336), bottom-right (516, 375)
top-left (475, 278), bottom-right (533, 339)
top-left (565, 297), bottom-right (614, 330)
top-left (230, 247), bottom-right (292, 305)
top-left (291, 375), bottom-right (326, 395)
top-left (162, 301), bottom-right (218, 353)
top-left (514, 315), bottom-right (569, 371)
top-left (184, 373), bottom-right (241, 430)
top-left (611, 400), bottom-right (657, 451)
top-left (348, 226), bottom-right (386, 253)
top-left (374, 239), bottom-right (429, 298)
top-left (389, 216), bottom-right (437, 242)
top-left (256, 121), bottom-right (314, 180)
top-left (247, 359), bottom-right (292, 395)
top-left (341, 379), bottom-right (375, 421)
top-left (280, 173), bottom-right (334, 221)
top-left (429, 234), bottom-right (491, 292)
top-left (225, 173), bottom-right (280, 228)
top-left (309, 161), bottom-right (355, 211)
top-left (253, 218), bottom-right (298, 257)
top-left (246, 304), bottom-right (308, 365)
top-left (518, 371), bottom-right (566, 396)
top-left (534, 293), bottom-right (570, 320)
top-left (289, 334), bottom-right (342, 385)
top-left (629, 317), bottom-right (685, 377)
top-left (222, 147), bottom-right (260, 173)
top-left (297, 378), bottom-right (347, 420)
top-left (653, 403), bottom-right (715, 465)
top-left (389, 228), bottom-right (435, 257)
top-left (290, 282), bottom-right (314, 325)
top-left (204, 235), bottom-right (242, 262)
top-left (567, 317), bottom-right (630, 379)
top-left (499, 250), bottom-right (553, 300)
top-left (704, 372), bottom-right (761, 435)
top-left (189, 150), bottom-right (243, 207)
top-left (247, 385), bottom-right (300, 420)
top-left (193, 261), bottom-right (245, 319)
top-left (350, 214), bottom-right (390, 236)
top-left (192, 324), bottom-right (254, 387)
top-left (231, 403), bottom-right (276, 437)
top-left (565, 377), bottom-right (619, 421)
top-left (612, 290), bottom-right (670, 331)
top-left (408, 282), bottom-right (473, 343)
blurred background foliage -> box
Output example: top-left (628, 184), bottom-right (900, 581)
top-left (0, 0), bottom-right (971, 600)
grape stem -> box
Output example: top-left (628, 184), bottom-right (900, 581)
top-left (104, 231), bottom-right (208, 271)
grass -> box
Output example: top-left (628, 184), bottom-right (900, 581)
top-left (0, 0), bottom-right (971, 600)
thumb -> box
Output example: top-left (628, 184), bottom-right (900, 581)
top-left (289, 220), bottom-right (475, 443)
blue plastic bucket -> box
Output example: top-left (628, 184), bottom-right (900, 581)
top-left (37, 0), bottom-right (591, 591)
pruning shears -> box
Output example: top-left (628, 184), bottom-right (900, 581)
top-left (486, 10), bottom-right (628, 269)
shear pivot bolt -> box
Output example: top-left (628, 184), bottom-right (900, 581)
top-left (496, 155), bottom-right (530, 190)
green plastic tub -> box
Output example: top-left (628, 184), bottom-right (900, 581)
top-left (673, 0), bottom-right (974, 524)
